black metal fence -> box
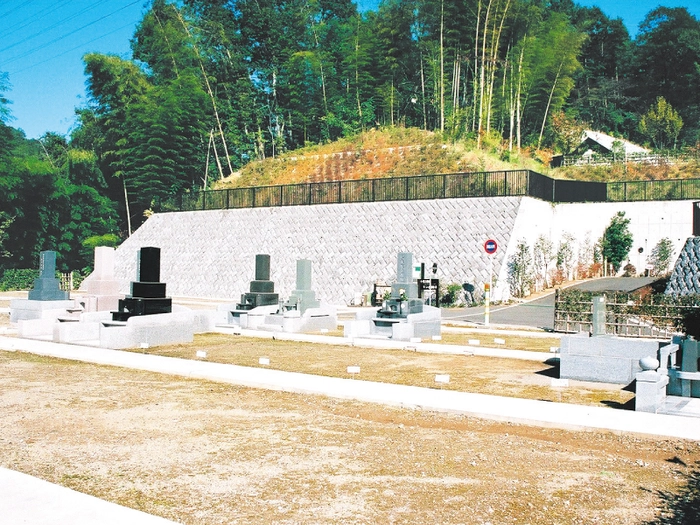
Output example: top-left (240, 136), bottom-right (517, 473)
top-left (165, 170), bottom-right (700, 212)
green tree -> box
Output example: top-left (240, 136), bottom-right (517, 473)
top-left (632, 7), bottom-right (700, 144)
top-left (647, 237), bottom-right (675, 277)
top-left (601, 211), bottom-right (633, 274)
top-left (533, 234), bottom-right (554, 290)
top-left (83, 53), bottom-right (151, 233)
top-left (507, 238), bottom-right (534, 298)
top-left (567, 7), bottom-right (633, 134)
top-left (639, 96), bottom-right (683, 149)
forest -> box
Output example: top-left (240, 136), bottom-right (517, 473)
top-left (1, 0), bottom-right (699, 274)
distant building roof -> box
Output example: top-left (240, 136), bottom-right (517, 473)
top-left (581, 130), bottom-right (649, 155)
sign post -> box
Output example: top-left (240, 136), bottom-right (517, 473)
top-left (483, 239), bottom-right (498, 326)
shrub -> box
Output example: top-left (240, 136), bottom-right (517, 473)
top-left (0, 269), bottom-right (39, 291)
top-left (440, 283), bottom-right (464, 307)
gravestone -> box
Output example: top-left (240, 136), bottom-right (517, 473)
top-left (591, 295), bottom-right (606, 336)
top-left (283, 259), bottom-right (320, 313)
top-left (344, 251), bottom-right (440, 340)
top-left (236, 254), bottom-right (279, 310)
top-left (28, 251), bottom-right (69, 301)
top-left (378, 252), bottom-right (423, 320)
top-left (81, 246), bottom-right (122, 311)
top-left (111, 247), bottom-right (172, 321)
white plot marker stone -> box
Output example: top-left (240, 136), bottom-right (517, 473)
top-left (196, 350), bottom-right (207, 358)
top-left (347, 365), bottom-right (361, 375)
top-left (435, 374), bottom-right (450, 384)
top-left (259, 357), bottom-right (270, 365)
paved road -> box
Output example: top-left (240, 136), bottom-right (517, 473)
top-left (442, 277), bottom-right (658, 330)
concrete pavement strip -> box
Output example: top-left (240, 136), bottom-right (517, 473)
top-left (0, 467), bottom-right (180, 525)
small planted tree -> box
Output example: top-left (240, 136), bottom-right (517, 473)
top-left (533, 235), bottom-right (554, 290)
top-left (647, 237), bottom-right (675, 277)
top-left (507, 239), bottom-right (534, 298)
top-left (601, 212), bottom-right (633, 274)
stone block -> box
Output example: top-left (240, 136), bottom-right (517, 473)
top-left (17, 318), bottom-right (55, 338)
top-left (343, 319), bottom-right (371, 338)
top-left (635, 369), bottom-right (669, 413)
top-left (392, 322), bottom-right (414, 340)
top-left (99, 311), bottom-right (194, 349)
top-left (54, 319), bottom-right (101, 343)
top-left (10, 299), bottom-right (76, 323)
top-left (560, 335), bottom-right (662, 384)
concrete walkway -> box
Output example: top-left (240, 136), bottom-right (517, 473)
top-left (0, 467), bottom-right (180, 524)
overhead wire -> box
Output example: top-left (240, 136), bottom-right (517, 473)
top-left (9, 19), bottom-right (139, 76)
top-left (0, 0), bottom-right (38, 20)
top-left (2, 0), bottom-right (74, 42)
top-left (0, 0), bottom-right (117, 55)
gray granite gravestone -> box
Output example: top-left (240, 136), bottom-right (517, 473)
top-left (28, 251), bottom-right (69, 301)
top-left (236, 254), bottom-right (279, 310)
top-left (344, 251), bottom-right (440, 340)
top-left (111, 247), bottom-right (172, 321)
top-left (283, 259), bottom-right (320, 313)
top-left (378, 252), bottom-right (423, 320)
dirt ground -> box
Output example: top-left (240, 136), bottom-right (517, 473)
top-left (1, 297), bottom-right (699, 524)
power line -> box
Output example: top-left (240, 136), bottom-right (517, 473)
top-left (9, 19), bottom-right (138, 76)
top-left (0, 0), bottom-right (38, 20)
top-left (0, 0), bottom-right (116, 55)
top-left (2, 0), bottom-right (74, 42)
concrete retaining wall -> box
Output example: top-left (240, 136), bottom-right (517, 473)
top-left (112, 197), bottom-right (696, 304)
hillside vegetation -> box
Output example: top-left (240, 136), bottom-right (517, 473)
top-left (213, 127), bottom-right (700, 189)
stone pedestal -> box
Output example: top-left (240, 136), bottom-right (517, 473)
top-left (635, 357), bottom-right (669, 413)
top-left (9, 299), bottom-right (75, 323)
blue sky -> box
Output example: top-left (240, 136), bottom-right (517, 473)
top-left (1, 0), bottom-right (698, 140)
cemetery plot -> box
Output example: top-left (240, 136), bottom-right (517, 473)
top-left (0, 350), bottom-right (698, 525)
top-left (131, 333), bottom-right (632, 409)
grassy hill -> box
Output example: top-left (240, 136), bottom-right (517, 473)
top-left (212, 127), bottom-right (700, 190)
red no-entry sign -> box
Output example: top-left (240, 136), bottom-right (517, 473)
top-left (484, 239), bottom-right (498, 254)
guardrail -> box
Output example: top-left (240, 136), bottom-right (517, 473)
top-left (164, 170), bottom-right (700, 212)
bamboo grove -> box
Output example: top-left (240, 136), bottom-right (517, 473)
top-left (79, 1), bottom-right (700, 208)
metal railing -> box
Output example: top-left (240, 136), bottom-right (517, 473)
top-left (164, 170), bottom-right (700, 212)
top-left (560, 150), bottom-right (700, 167)
top-left (553, 289), bottom-right (696, 339)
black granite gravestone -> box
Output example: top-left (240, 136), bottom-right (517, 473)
top-left (112, 247), bottom-right (172, 321)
